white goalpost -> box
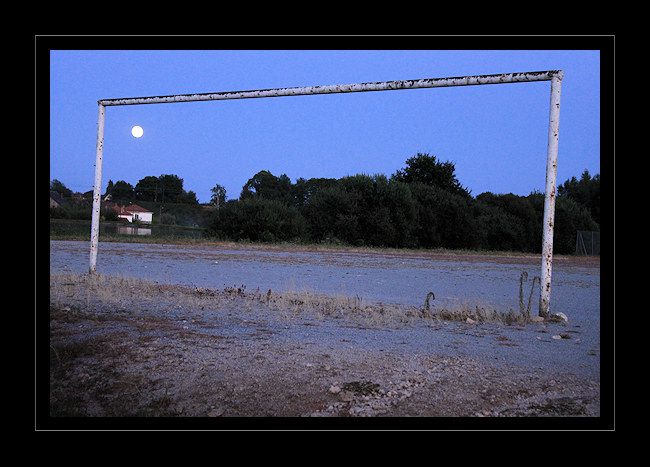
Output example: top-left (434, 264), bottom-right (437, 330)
top-left (89, 70), bottom-right (563, 317)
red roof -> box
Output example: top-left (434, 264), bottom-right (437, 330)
top-left (106, 203), bottom-right (152, 214)
top-left (123, 204), bottom-right (151, 213)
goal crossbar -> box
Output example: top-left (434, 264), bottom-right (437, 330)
top-left (98, 70), bottom-right (563, 106)
top-left (89, 69), bottom-right (564, 317)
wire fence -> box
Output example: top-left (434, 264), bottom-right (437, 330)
top-left (575, 230), bottom-right (600, 256)
top-left (50, 219), bottom-right (206, 240)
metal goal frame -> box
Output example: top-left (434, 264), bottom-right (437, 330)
top-left (89, 70), bottom-right (563, 317)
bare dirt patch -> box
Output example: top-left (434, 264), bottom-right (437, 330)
top-left (48, 274), bottom-right (600, 418)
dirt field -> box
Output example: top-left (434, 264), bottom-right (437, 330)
top-left (49, 273), bottom-right (600, 418)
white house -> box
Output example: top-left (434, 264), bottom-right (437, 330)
top-left (111, 204), bottom-right (153, 224)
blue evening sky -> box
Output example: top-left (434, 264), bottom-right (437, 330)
top-left (50, 50), bottom-right (599, 203)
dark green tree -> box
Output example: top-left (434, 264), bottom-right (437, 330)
top-left (409, 182), bottom-right (478, 249)
top-left (50, 179), bottom-right (73, 198)
top-left (158, 174), bottom-right (185, 203)
top-left (240, 170), bottom-right (293, 204)
top-left (528, 192), bottom-right (598, 254)
top-left (207, 198), bottom-right (307, 243)
top-left (210, 184), bottom-right (227, 208)
top-left (475, 192), bottom-right (539, 252)
top-left (473, 202), bottom-right (527, 252)
top-left (291, 177), bottom-right (339, 207)
top-left (302, 185), bottom-right (361, 245)
top-left (302, 175), bottom-right (417, 248)
top-left (178, 189), bottom-right (199, 205)
top-left (135, 176), bottom-right (160, 201)
top-left (392, 153), bottom-right (471, 198)
top-left (111, 180), bottom-right (135, 202)
top-left (135, 174), bottom-right (188, 203)
top-left (558, 169), bottom-right (600, 225)
top-left (104, 180), bottom-right (114, 197)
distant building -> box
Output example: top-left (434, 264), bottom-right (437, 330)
top-left (106, 203), bottom-right (153, 224)
top-left (50, 191), bottom-right (65, 208)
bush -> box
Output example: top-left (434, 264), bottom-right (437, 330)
top-left (49, 203), bottom-right (117, 221)
top-left (473, 202), bottom-right (527, 252)
top-left (410, 183), bottom-right (478, 249)
top-left (302, 186), bottom-right (361, 245)
top-left (159, 213), bottom-right (177, 225)
top-left (552, 196), bottom-right (599, 254)
top-left (302, 175), bottom-right (417, 248)
top-left (102, 208), bottom-right (119, 221)
top-left (206, 198), bottom-right (307, 242)
top-left (475, 193), bottom-right (539, 252)
top-left (527, 192), bottom-right (599, 254)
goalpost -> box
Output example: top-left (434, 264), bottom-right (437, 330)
top-left (89, 70), bottom-right (563, 317)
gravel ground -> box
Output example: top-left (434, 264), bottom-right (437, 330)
top-left (48, 274), bottom-right (600, 418)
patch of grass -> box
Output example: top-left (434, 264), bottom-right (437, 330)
top-left (51, 339), bottom-right (98, 362)
top-left (422, 304), bottom-right (532, 325)
top-left (518, 271), bottom-right (541, 318)
top-left (50, 273), bottom-right (543, 328)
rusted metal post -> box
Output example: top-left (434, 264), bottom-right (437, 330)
top-left (89, 103), bottom-right (105, 274)
top-left (539, 72), bottom-right (563, 317)
top-left (90, 70), bottom-right (565, 310)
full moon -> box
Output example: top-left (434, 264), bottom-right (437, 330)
top-left (131, 125), bottom-right (144, 138)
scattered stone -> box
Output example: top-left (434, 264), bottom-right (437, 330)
top-left (466, 318), bottom-right (476, 324)
top-left (530, 316), bottom-right (545, 323)
top-left (339, 391), bottom-right (355, 402)
top-left (550, 312), bottom-right (568, 323)
top-left (324, 365), bottom-right (331, 371)
top-left (552, 335), bottom-right (562, 340)
top-left (207, 407), bottom-right (224, 417)
top-left (329, 385), bottom-right (341, 394)
top-left (559, 333), bottom-right (571, 339)
top-left (341, 381), bottom-right (380, 395)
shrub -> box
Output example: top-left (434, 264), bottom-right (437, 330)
top-left (206, 198), bottom-right (307, 242)
top-left (410, 183), bottom-right (478, 249)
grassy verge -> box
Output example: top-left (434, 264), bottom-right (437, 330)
top-left (50, 233), bottom-right (211, 245)
top-left (50, 273), bottom-right (554, 326)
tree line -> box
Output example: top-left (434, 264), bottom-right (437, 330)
top-left (104, 174), bottom-right (199, 205)
top-left (50, 153), bottom-right (600, 254)
top-left (205, 153), bottom-right (600, 254)
top-left (49, 174), bottom-right (203, 225)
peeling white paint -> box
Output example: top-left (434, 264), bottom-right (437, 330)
top-left (540, 74), bottom-right (563, 316)
top-left (90, 70), bottom-right (564, 312)
top-left (89, 104), bottom-right (105, 274)
top-left (98, 71), bottom-right (563, 107)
